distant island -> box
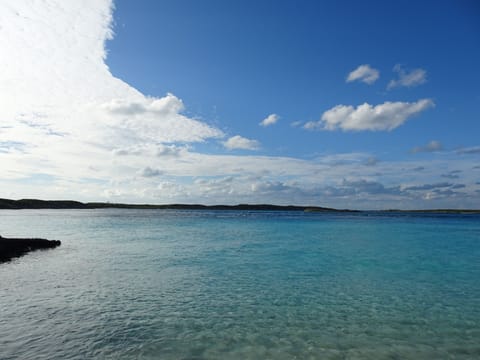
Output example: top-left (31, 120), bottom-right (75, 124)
top-left (0, 198), bottom-right (479, 213)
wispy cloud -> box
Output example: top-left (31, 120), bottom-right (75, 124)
top-left (112, 146), bottom-right (144, 156)
top-left (223, 135), bottom-right (260, 150)
top-left (340, 179), bottom-right (401, 196)
top-left (346, 64), bottom-right (380, 84)
top-left (364, 157), bottom-right (378, 166)
top-left (410, 140), bottom-right (443, 154)
top-left (304, 99), bottom-right (434, 131)
top-left (0, 141), bottom-right (27, 154)
top-left (388, 64), bottom-right (427, 89)
top-left (112, 144), bottom-right (187, 157)
top-left (441, 170), bottom-right (461, 179)
top-left (259, 114), bottom-right (280, 127)
top-left (290, 121), bottom-right (303, 128)
top-left (456, 146), bottom-right (480, 155)
top-left (403, 182), bottom-right (453, 191)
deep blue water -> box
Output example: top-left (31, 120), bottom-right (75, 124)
top-left (1, 209), bottom-right (479, 359)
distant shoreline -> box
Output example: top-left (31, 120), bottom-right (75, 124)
top-left (0, 198), bottom-right (479, 214)
top-left (0, 198), bottom-right (344, 212)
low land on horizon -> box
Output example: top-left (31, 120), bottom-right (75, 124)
top-left (0, 198), bottom-right (479, 214)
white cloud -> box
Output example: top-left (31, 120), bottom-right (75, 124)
top-left (103, 93), bottom-right (184, 115)
top-left (0, 0), bottom-right (223, 175)
top-left (388, 64), bottom-right (427, 89)
top-left (223, 135), bottom-right (260, 150)
top-left (260, 114), bottom-right (280, 127)
top-left (411, 140), bottom-right (443, 154)
top-left (304, 99), bottom-right (434, 131)
top-left (346, 64), bottom-right (380, 84)
top-left (101, 94), bottom-right (223, 144)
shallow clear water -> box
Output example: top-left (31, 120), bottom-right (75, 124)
top-left (1, 209), bottom-right (479, 359)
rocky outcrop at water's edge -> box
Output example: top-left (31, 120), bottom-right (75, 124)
top-left (0, 235), bottom-right (61, 263)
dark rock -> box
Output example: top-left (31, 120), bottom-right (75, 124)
top-left (0, 235), bottom-right (61, 263)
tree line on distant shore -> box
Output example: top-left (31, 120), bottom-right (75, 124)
top-left (0, 198), bottom-right (341, 211)
top-left (0, 198), bottom-right (478, 213)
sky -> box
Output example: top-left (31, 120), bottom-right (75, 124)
top-left (1, 0), bottom-right (479, 209)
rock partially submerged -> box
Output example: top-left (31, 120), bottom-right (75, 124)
top-left (0, 235), bottom-right (61, 263)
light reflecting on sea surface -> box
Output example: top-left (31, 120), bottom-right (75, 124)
top-left (1, 209), bottom-right (479, 359)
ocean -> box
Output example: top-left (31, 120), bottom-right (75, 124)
top-left (1, 209), bottom-right (479, 359)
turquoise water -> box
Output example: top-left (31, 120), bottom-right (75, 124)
top-left (0, 209), bottom-right (479, 359)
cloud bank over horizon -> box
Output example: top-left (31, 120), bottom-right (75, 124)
top-left (0, 1), bottom-right (478, 209)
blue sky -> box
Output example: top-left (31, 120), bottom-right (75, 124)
top-left (108, 0), bottom-right (480, 158)
top-left (1, 0), bottom-right (479, 209)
